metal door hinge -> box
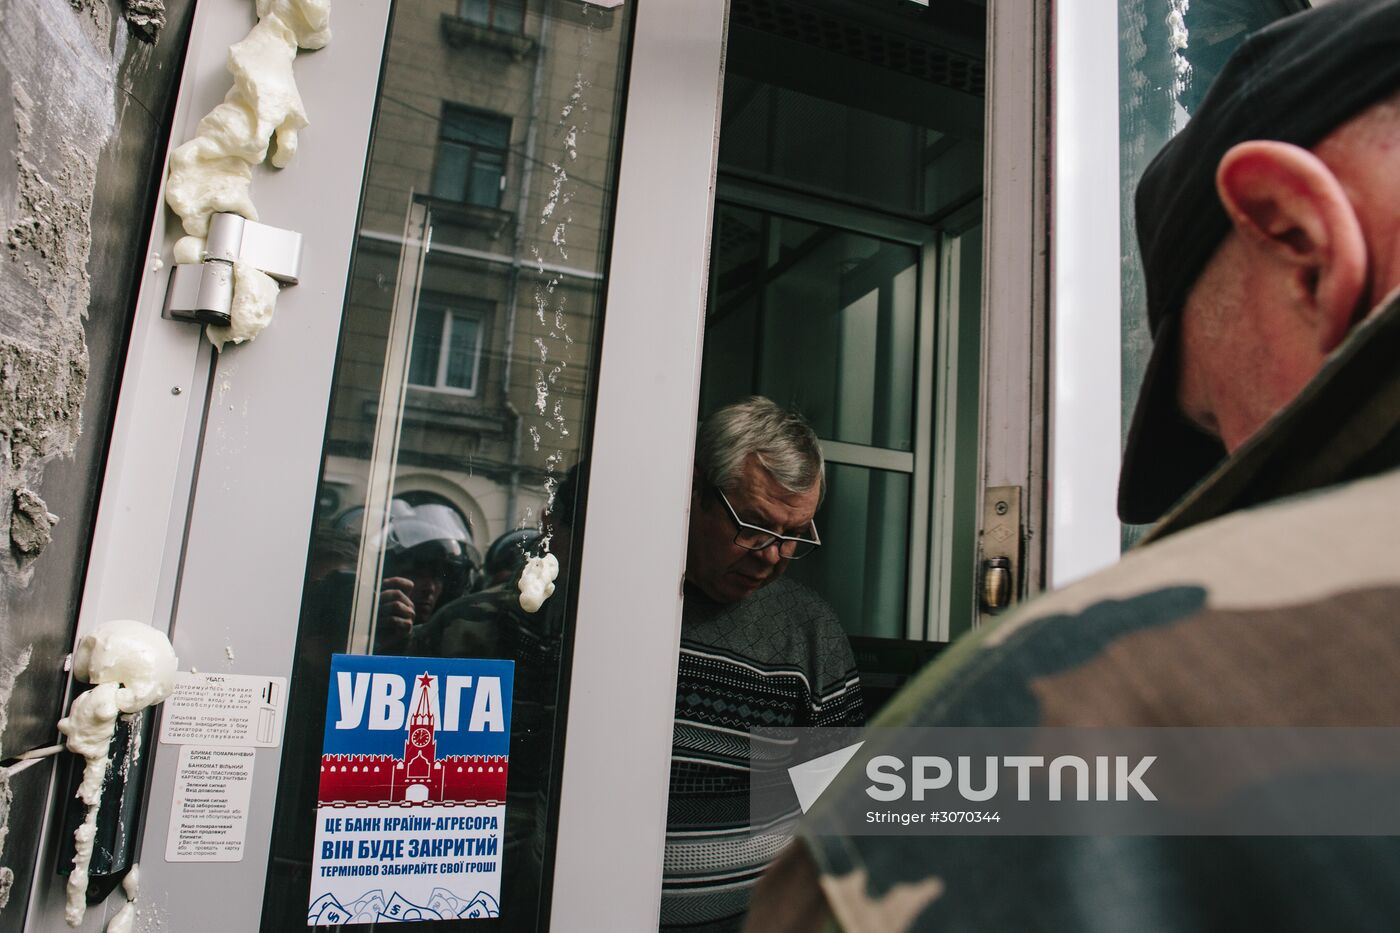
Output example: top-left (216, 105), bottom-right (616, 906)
top-left (979, 485), bottom-right (1023, 616)
top-left (162, 213), bottom-right (303, 326)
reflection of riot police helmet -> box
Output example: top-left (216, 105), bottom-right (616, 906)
top-left (341, 500), bottom-right (483, 593)
top-left (484, 528), bottom-right (543, 581)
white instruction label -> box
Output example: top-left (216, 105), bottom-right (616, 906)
top-left (166, 745), bottom-right (256, 862)
top-left (160, 672), bottom-right (286, 747)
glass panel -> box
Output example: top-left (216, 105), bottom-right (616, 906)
top-left (495, 0), bottom-right (526, 34)
top-left (445, 314), bottom-right (482, 391)
top-left (719, 5), bottom-right (984, 219)
top-left (468, 158), bottom-right (504, 208)
top-left (942, 220), bottom-right (983, 642)
top-left (262, 2), bottom-right (633, 929)
top-left (408, 303), bottom-right (445, 387)
top-left (786, 464), bottom-right (911, 639)
top-left (443, 108), bottom-right (511, 149)
top-left (437, 109), bottom-right (510, 206)
top-left (432, 144), bottom-right (471, 202)
top-left (718, 78), bottom-right (979, 217)
top-left (1118, 0), bottom-right (1303, 542)
top-left (701, 206), bottom-right (919, 452)
top-left (702, 0), bottom-right (986, 651)
top-left (459, 0), bottom-right (490, 28)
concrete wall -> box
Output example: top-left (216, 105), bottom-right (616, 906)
top-left (0, 0), bottom-right (190, 927)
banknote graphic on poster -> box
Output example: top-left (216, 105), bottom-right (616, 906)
top-left (308, 654), bottom-right (514, 925)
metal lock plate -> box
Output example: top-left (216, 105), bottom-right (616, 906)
top-left (979, 486), bottom-right (1022, 616)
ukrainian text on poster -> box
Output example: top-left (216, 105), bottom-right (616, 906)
top-left (308, 654), bottom-right (514, 925)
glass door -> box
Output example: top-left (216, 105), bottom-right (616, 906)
top-left (36, 1), bottom-right (727, 931)
top-left (261, 1), bottom-right (641, 922)
top-left (28, 0), bottom-right (1053, 928)
top-left (695, 0), bottom-right (996, 717)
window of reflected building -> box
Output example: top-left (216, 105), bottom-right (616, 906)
top-left (408, 298), bottom-right (488, 395)
top-left (433, 105), bottom-right (511, 208)
top-left (460, 0), bottom-right (527, 34)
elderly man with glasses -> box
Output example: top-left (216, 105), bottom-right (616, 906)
top-left (661, 396), bottom-right (863, 932)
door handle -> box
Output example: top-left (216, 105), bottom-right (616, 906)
top-left (980, 556), bottom-right (1013, 611)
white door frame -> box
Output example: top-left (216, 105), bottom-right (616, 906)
top-left (26, 0), bottom-right (392, 928)
top-left (548, 0), bottom-right (727, 928)
top-left (25, 0), bottom-right (728, 929)
top-left (1048, 0), bottom-right (1123, 587)
top-left (978, 0), bottom-right (1051, 614)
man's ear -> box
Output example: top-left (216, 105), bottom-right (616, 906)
top-left (1215, 140), bottom-right (1368, 352)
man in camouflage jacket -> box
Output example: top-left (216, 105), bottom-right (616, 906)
top-left (745, 1), bottom-right (1400, 930)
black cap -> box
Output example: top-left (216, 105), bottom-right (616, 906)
top-left (1118, 0), bottom-right (1400, 524)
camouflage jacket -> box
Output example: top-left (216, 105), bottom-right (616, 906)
top-left (746, 289), bottom-right (1400, 933)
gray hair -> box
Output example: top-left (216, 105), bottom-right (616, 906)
top-left (695, 397), bottom-right (825, 500)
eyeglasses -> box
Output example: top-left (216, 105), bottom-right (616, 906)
top-left (712, 486), bottom-right (821, 560)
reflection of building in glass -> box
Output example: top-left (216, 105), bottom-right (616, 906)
top-left (320, 2), bottom-right (625, 548)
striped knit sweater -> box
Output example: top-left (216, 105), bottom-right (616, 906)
top-left (661, 577), bottom-right (863, 931)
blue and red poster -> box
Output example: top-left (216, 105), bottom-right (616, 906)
top-left (308, 654), bottom-right (514, 925)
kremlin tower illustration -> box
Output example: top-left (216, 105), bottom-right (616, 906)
top-left (318, 673), bottom-right (508, 806)
top-left (404, 673), bottom-right (437, 797)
